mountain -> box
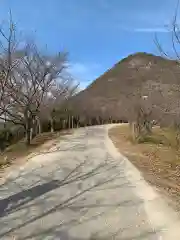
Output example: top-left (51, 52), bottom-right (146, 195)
top-left (68, 52), bottom-right (180, 120)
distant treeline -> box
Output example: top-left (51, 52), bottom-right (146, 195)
top-left (0, 113), bottom-right (127, 152)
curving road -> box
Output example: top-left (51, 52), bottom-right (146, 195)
top-left (0, 125), bottom-right (180, 239)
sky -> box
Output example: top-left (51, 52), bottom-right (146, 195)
top-left (0, 0), bottom-right (179, 89)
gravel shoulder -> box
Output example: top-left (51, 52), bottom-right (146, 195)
top-left (0, 125), bottom-right (180, 239)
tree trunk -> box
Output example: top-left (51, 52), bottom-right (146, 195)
top-left (68, 116), bottom-right (71, 129)
top-left (129, 121), bottom-right (136, 141)
top-left (62, 120), bottom-right (65, 129)
top-left (25, 117), bottom-right (33, 145)
top-left (71, 115), bottom-right (74, 129)
top-left (76, 117), bottom-right (79, 128)
top-left (144, 120), bottom-right (152, 134)
top-left (129, 120), bottom-right (142, 141)
top-left (30, 127), bottom-right (33, 141)
top-left (50, 117), bottom-right (54, 133)
top-left (25, 127), bottom-right (32, 145)
top-left (31, 116), bottom-right (36, 138)
top-left (36, 116), bottom-right (42, 134)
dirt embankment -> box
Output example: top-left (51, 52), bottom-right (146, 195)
top-left (109, 124), bottom-right (180, 211)
top-left (0, 130), bottom-right (73, 177)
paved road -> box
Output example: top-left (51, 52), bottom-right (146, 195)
top-left (0, 125), bottom-right (180, 240)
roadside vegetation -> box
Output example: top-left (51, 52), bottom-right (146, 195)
top-left (109, 124), bottom-right (180, 210)
top-left (0, 13), bottom-right (79, 167)
top-left (0, 14), bottom-right (123, 168)
top-left (0, 130), bottom-right (73, 168)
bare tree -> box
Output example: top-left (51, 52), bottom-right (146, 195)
top-left (0, 16), bottom-right (75, 145)
top-left (40, 76), bottom-right (79, 132)
top-left (154, 2), bottom-right (180, 147)
top-left (0, 13), bottom-right (21, 124)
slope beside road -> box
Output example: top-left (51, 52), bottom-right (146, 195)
top-left (0, 125), bottom-right (180, 240)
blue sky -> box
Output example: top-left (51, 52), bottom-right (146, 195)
top-left (0, 0), bottom-right (179, 89)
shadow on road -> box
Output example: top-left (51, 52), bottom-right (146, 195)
top-left (0, 180), bottom-right (61, 218)
top-left (0, 127), bottom-right (163, 239)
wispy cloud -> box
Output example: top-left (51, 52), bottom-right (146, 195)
top-left (119, 25), bottom-right (172, 33)
top-left (134, 27), bottom-right (171, 33)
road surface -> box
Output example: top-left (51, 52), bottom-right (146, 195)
top-left (0, 125), bottom-right (180, 240)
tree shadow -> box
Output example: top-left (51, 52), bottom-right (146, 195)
top-left (0, 126), bottom-right (165, 239)
top-left (0, 170), bottom-right (156, 240)
top-left (0, 157), bottom-right (143, 239)
top-left (21, 226), bottom-right (162, 240)
top-left (0, 180), bottom-right (61, 218)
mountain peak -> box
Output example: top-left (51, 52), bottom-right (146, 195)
top-left (69, 52), bottom-right (180, 119)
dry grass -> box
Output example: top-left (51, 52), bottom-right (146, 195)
top-left (109, 124), bottom-right (180, 210)
top-left (0, 129), bottom-right (72, 169)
